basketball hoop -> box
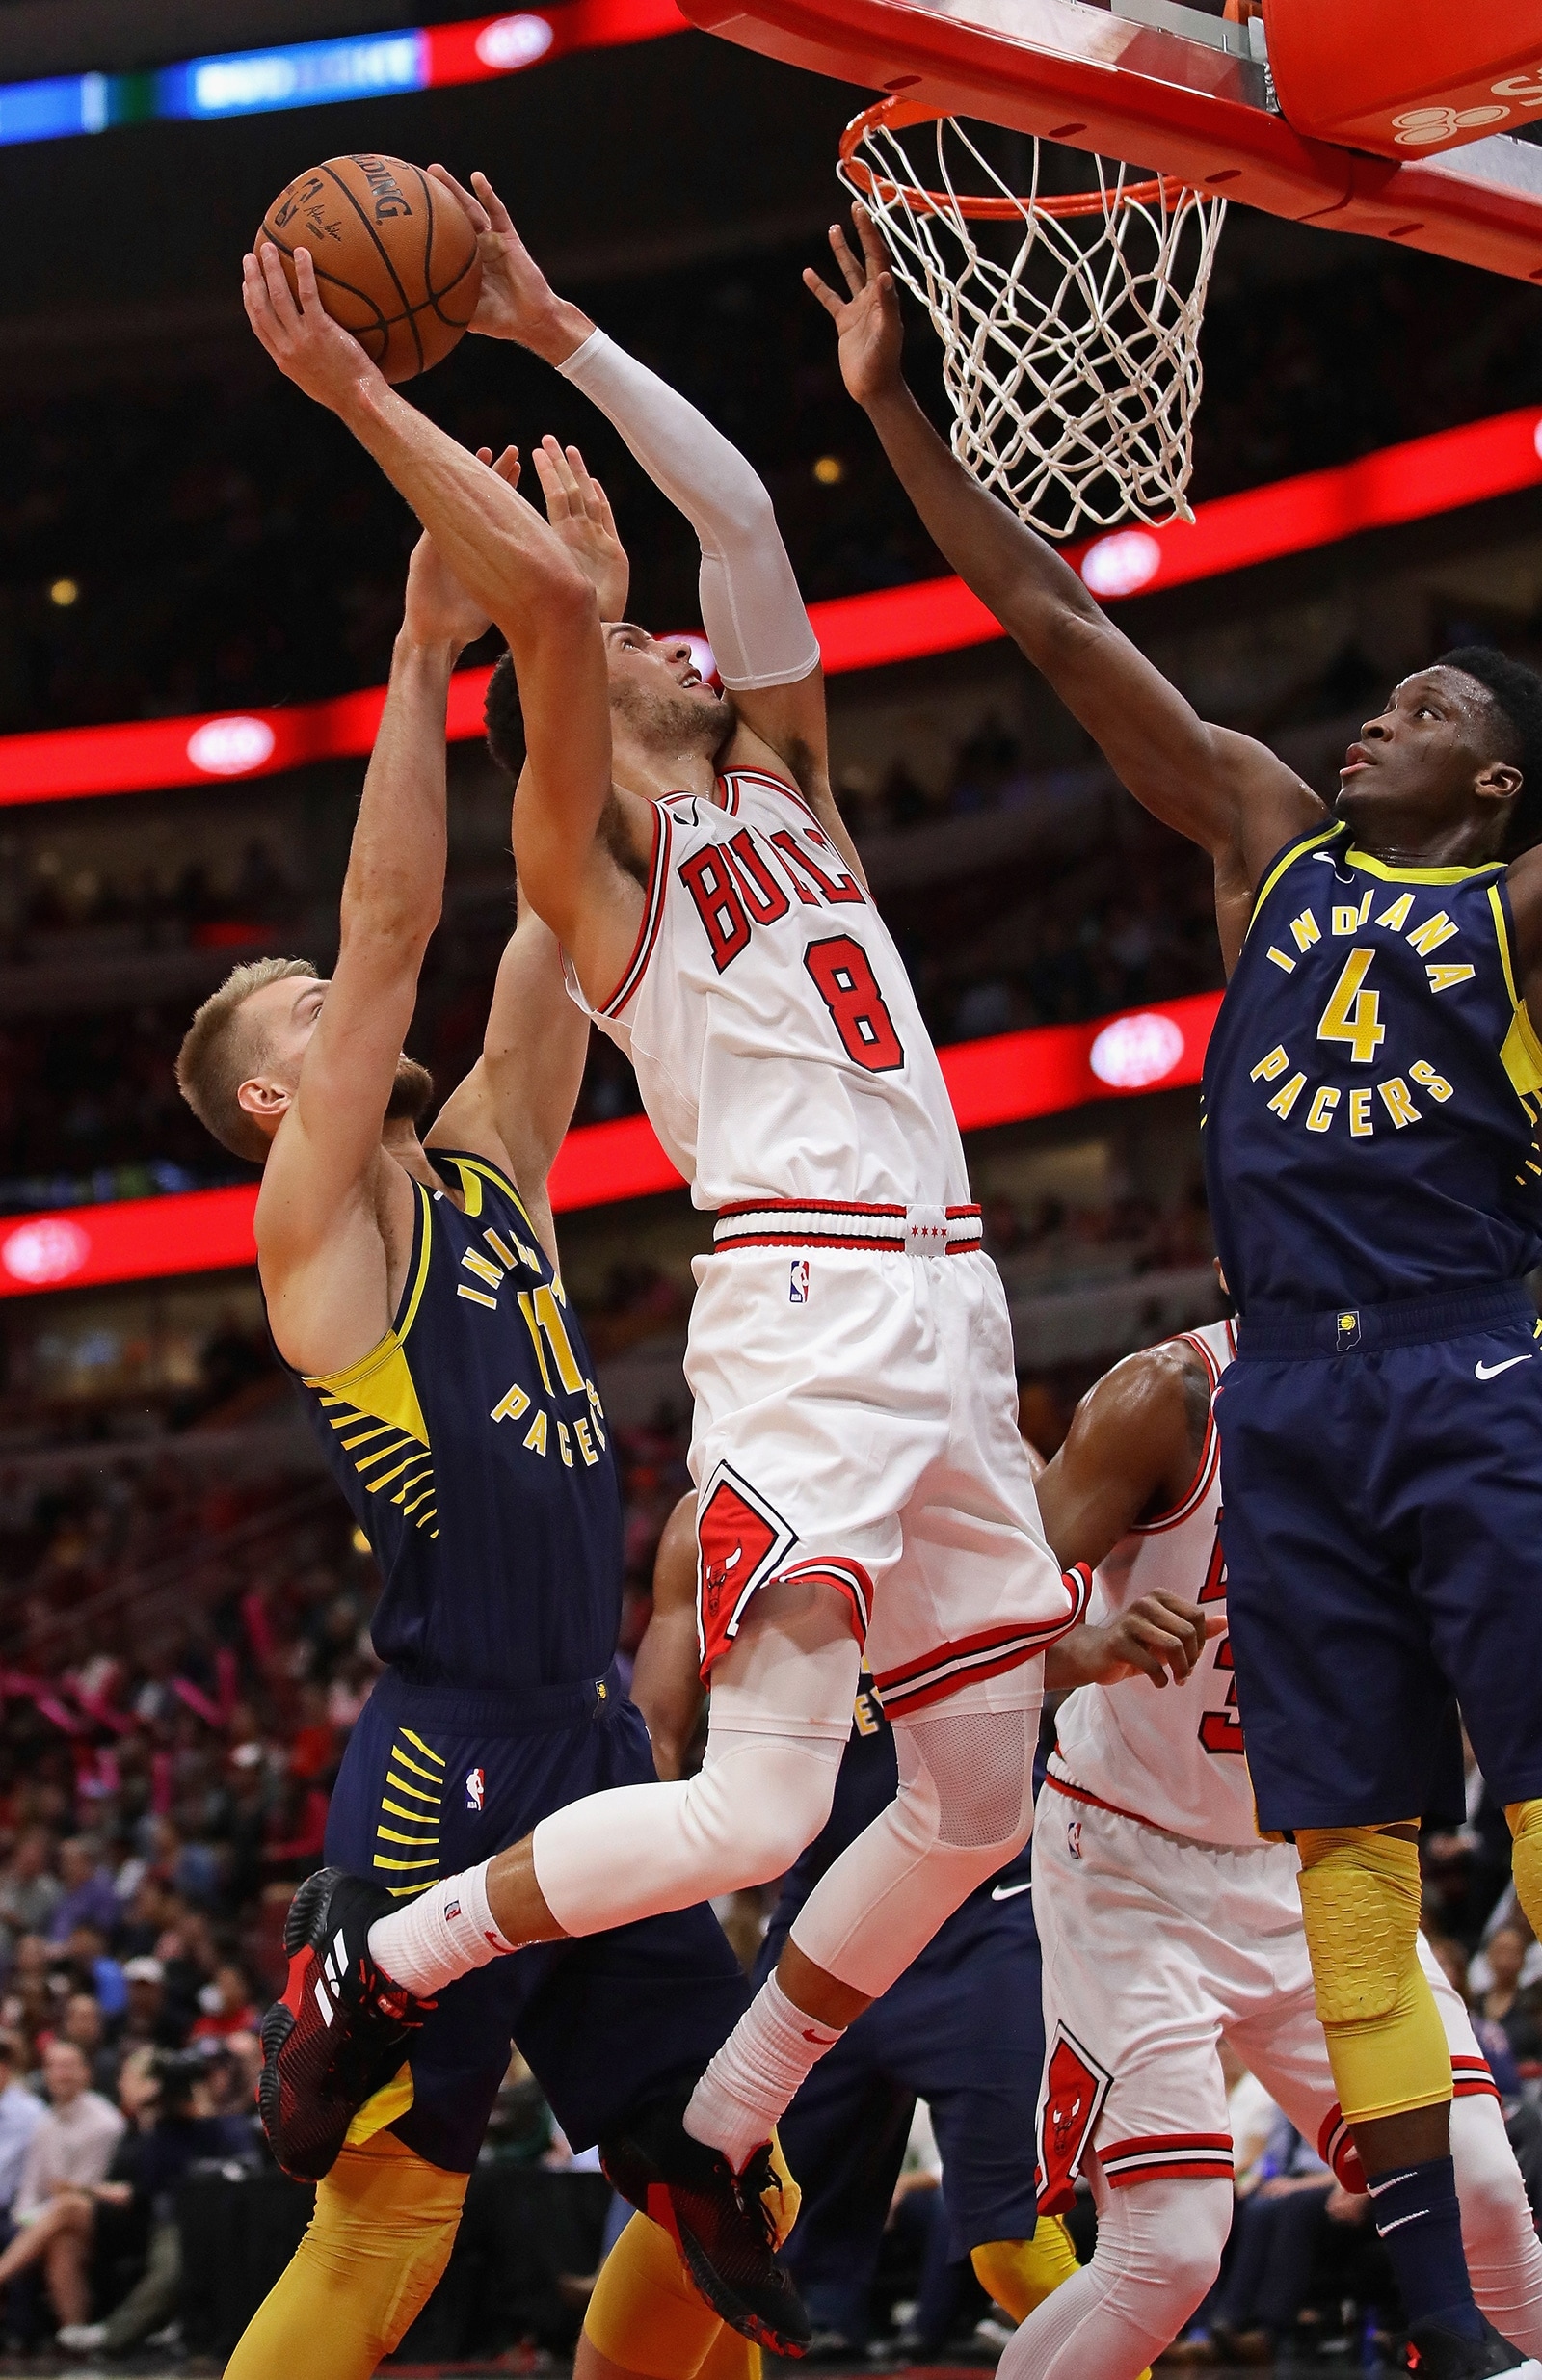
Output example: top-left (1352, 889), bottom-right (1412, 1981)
top-left (839, 99), bottom-right (1228, 539)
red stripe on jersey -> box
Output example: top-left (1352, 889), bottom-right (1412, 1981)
top-left (1131, 1331), bottom-right (1222, 1535)
top-left (598, 802), bottom-right (673, 1019)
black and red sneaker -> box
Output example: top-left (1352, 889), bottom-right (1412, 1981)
top-left (600, 2098), bottom-right (811, 2359)
top-left (258, 1866), bottom-right (431, 2182)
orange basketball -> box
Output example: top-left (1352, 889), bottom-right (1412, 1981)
top-left (256, 154), bottom-right (482, 384)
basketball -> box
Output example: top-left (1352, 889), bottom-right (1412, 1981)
top-left (255, 153), bottom-right (482, 383)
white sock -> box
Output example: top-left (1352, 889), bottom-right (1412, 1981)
top-left (684, 1971), bottom-right (843, 2173)
top-left (366, 1859), bottom-right (518, 1995)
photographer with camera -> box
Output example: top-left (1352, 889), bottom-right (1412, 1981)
top-left (56, 2046), bottom-right (256, 2360)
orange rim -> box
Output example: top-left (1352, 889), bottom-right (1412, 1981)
top-left (838, 97), bottom-right (1193, 222)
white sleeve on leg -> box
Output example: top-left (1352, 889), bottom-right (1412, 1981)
top-left (557, 330), bottom-right (820, 690)
top-left (997, 2176), bottom-right (1232, 2380)
top-left (1451, 2091), bottom-right (1542, 2358)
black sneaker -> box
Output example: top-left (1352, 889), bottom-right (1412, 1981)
top-left (1407, 2322), bottom-right (1542, 2378)
top-left (600, 2099), bottom-right (811, 2358)
top-left (258, 1867), bottom-right (432, 2182)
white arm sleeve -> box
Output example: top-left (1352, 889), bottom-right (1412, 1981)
top-left (557, 328), bottom-right (820, 692)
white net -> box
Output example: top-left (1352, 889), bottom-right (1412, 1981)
top-left (840, 107), bottom-right (1228, 540)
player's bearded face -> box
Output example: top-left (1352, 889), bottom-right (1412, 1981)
top-left (386, 1056), bottom-right (435, 1124)
top-left (607, 635), bottom-right (726, 756)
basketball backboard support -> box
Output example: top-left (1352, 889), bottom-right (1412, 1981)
top-left (676, 0), bottom-right (1542, 283)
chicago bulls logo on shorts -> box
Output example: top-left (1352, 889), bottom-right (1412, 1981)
top-left (695, 1465), bottom-right (797, 1676)
top-left (1036, 2024), bottom-right (1112, 2215)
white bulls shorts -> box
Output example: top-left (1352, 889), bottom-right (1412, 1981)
top-left (685, 1204), bottom-right (1088, 1720)
top-left (1032, 1788), bottom-right (1496, 2207)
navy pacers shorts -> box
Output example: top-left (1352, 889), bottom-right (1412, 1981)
top-left (326, 1664), bottom-right (748, 2173)
top-left (1219, 1281), bottom-right (1542, 1834)
top-left (756, 1850), bottom-right (1043, 2285)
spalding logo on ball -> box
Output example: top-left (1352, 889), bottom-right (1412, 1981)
top-left (256, 154), bottom-right (482, 383)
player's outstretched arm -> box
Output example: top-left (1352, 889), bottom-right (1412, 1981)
top-left (242, 241), bottom-right (648, 991)
top-left (807, 207), bottom-right (1323, 902)
top-left (1036, 1345), bottom-right (1222, 1691)
top-left (428, 166), bottom-right (864, 884)
top-left (255, 500), bottom-right (506, 1374)
top-left (427, 895), bottom-right (590, 1272)
top-left (630, 1493), bottom-right (706, 1782)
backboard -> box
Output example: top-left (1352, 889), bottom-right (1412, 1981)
top-left (675, 0), bottom-right (1542, 283)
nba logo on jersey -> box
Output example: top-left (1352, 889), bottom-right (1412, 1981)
top-left (1336, 1309), bottom-right (1361, 1351)
top-left (789, 1260), bottom-right (810, 1304)
top-left (465, 1767), bottom-right (485, 1813)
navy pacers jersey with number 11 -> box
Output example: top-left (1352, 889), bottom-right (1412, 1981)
top-left (290, 1149), bottom-right (622, 1690)
top-left (1202, 822), bottom-right (1542, 1310)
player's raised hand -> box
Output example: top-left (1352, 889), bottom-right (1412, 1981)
top-left (243, 241), bottom-right (387, 413)
top-left (427, 167), bottom-right (596, 364)
top-left (403, 446), bottom-right (522, 652)
top-left (531, 437), bottom-right (630, 620)
top-left (804, 202), bottom-right (904, 410)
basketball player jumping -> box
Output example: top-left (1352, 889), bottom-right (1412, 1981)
top-left (242, 175), bottom-right (1090, 2355)
top-left (177, 477), bottom-right (776, 2380)
top-left (1013, 1318), bottom-right (1542, 2377)
top-left (809, 201), bottom-right (1542, 2380)
top-left (634, 1487), bottom-right (1215, 2361)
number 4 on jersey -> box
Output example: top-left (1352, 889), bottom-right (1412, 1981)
top-left (1317, 948), bottom-right (1385, 1065)
top-left (1196, 1514), bottom-right (1245, 1756)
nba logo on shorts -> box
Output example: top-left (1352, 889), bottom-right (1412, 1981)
top-left (789, 1260), bottom-right (810, 1305)
top-left (1067, 1820), bottom-right (1082, 1860)
top-left (465, 1766), bottom-right (485, 1812)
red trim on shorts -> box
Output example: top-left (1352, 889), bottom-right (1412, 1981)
top-left (773, 1558), bottom-right (872, 1646)
top-left (1042, 1764), bottom-right (1168, 1834)
top-left (598, 802), bottom-right (673, 1019)
top-left (875, 1568), bottom-right (1093, 1717)
top-left (1098, 2132), bottom-right (1234, 2189)
top-left (1451, 2053), bottom-right (1501, 2101)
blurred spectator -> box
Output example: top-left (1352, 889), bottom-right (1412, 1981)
top-left (0, 2035), bottom-right (44, 2229)
top-left (1476, 1926), bottom-right (1542, 2066)
top-left (57, 2046), bottom-right (258, 2359)
top-left (59, 1995), bottom-right (117, 2099)
top-left (190, 1964), bottom-right (259, 2043)
top-left (0, 2040), bottom-right (124, 2331)
top-left (118, 1961), bottom-right (181, 2057)
top-left (0, 1834), bottom-right (60, 1944)
top-left (46, 1839), bottom-right (118, 1946)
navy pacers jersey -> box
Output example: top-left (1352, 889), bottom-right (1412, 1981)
top-left (290, 1150), bottom-right (622, 1689)
top-left (1203, 823), bottom-right (1542, 1310)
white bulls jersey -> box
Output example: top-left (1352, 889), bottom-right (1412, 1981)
top-left (1050, 1318), bottom-right (1257, 1848)
top-left (574, 769), bottom-right (971, 1214)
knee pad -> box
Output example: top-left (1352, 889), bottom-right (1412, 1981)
top-left (688, 1729), bottom-right (845, 1884)
top-left (788, 1710), bottom-right (1032, 1997)
top-left (972, 2218), bottom-right (1080, 2321)
top-left (1506, 1800), bottom-right (1542, 1939)
top-left (1296, 1826), bottom-right (1450, 2125)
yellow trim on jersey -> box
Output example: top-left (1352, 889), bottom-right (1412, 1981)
top-left (398, 1182), bottom-right (435, 1337)
top-left (1484, 882), bottom-right (1542, 1103)
top-left (1490, 883), bottom-right (1520, 1007)
top-left (1248, 827), bottom-right (1340, 930)
top-left (442, 1151), bottom-right (537, 1238)
top-left (1343, 845), bottom-right (1505, 888)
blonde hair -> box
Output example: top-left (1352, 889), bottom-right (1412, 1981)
top-left (175, 957), bottom-right (318, 1163)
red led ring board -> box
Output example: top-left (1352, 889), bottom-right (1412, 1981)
top-left (678, 0), bottom-right (1542, 283)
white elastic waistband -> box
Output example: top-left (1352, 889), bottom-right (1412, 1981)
top-left (711, 1200), bottom-right (984, 1256)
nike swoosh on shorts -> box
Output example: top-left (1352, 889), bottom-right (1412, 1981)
top-left (991, 1881), bottom-right (1033, 1901)
top-left (1476, 1354), bottom-right (1534, 1380)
